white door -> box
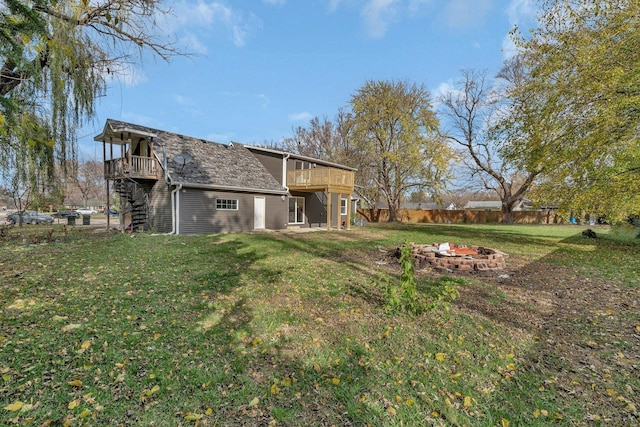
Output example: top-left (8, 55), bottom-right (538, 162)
top-left (254, 197), bottom-right (266, 230)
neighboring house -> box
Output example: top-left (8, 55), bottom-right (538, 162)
top-left (94, 119), bottom-right (356, 235)
top-left (463, 201), bottom-right (503, 211)
top-left (463, 200), bottom-right (534, 211)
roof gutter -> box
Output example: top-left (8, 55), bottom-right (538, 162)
top-left (171, 181), bottom-right (288, 195)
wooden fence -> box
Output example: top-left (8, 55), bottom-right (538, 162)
top-left (357, 209), bottom-right (561, 224)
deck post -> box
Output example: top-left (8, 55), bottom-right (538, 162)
top-left (346, 195), bottom-right (352, 230)
top-left (326, 191), bottom-right (331, 231)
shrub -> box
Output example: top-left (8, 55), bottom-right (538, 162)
top-left (385, 241), bottom-right (462, 315)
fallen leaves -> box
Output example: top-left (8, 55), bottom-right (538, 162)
top-left (4, 401), bottom-right (23, 411)
top-left (147, 385), bottom-right (161, 396)
top-left (61, 323), bottom-right (82, 332)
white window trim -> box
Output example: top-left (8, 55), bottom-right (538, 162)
top-left (288, 196), bottom-right (305, 224)
top-left (216, 199), bottom-right (238, 210)
top-left (341, 197), bottom-right (348, 216)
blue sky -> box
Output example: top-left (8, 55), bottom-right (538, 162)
top-left (79, 0), bottom-right (537, 160)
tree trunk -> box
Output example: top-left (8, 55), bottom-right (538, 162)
top-left (502, 203), bottom-right (515, 224)
top-left (388, 204), bottom-right (398, 222)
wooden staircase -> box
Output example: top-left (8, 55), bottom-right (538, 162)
top-left (113, 179), bottom-right (149, 231)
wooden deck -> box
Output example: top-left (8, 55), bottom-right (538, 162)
top-left (287, 168), bottom-right (354, 194)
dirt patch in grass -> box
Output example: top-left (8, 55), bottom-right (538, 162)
top-left (346, 233), bottom-right (639, 424)
top-left (378, 243), bottom-right (640, 423)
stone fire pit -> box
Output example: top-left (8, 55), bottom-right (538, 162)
top-left (399, 242), bottom-right (508, 274)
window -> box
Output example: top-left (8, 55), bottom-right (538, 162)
top-left (216, 199), bottom-right (238, 210)
top-left (341, 198), bottom-right (348, 216)
top-left (288, 197), bottom-right (305, 224)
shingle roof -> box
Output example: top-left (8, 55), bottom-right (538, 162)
top-left (98, 119), bottom-right (285, 193)
top-left (463, 201), bottom-right (503, 210)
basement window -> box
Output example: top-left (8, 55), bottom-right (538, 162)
top-left (216, 199), bottom-right (238, 210)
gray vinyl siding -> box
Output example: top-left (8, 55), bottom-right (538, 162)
top-left (304, 192), bottom-right (325, 227)
top-left (177, 188), bottom-right (286, 235)
top-left (250, 151), bottom-right (284, 185)
top-left (149, 181), bottom-right (173, 232)
top-left (301, 192), bottom-right (349, 228)
top-left (265, 195), bottom-right (288, 230)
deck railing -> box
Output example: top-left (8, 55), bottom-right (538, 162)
top-left (104, 156), bottom-right (159, 180)
top-left (287, 168), bottom-right (354, 193)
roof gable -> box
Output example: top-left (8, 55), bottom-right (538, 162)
top-left (99, 119), bottom-right (284, 193)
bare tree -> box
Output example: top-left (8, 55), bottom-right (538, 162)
top-left (75, 160), bottom-right (105, 208)
top-left (439, 62), bottom-right (545, 223)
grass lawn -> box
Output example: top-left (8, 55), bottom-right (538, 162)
top-left (1, 223), bottom-right (638, 426)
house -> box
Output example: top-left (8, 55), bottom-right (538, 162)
top-left (463, 199), bottom-right (534, 211)
top-left (94, 119), bottom-right (356, 235)
top-left (463, 200), bottom-right (503, 211)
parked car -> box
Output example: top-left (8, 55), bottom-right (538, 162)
top-left (76, 208), bottom-right (97, 215)
top-left (52, 209), bottom-right (80, 218)
top-left (6, 210), bottom-right (54, 225)
top-left (104, 209), bottom-right (119, 216)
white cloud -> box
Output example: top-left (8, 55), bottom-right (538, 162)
top-left (288, 111), bottom-right (314, 122)
top-left (506, 0), bottom-right (536, 25)
top-left (179, 32), bottom-right (209, 55)
top-left (104, 63), bottom-right (148, 87)
top-left (408, 0), bottom-right (432, 14)
top-left (158, 1), bottom-right (262, 48)
top-left (501, 35), bottom-right (519, 59)
top-left (432, 80), bottom-right (457, 108)
top-left (121, 112), bottom-right (164, 129)
top-left (441, 0), bottom-right (492, 29)
top-left (256, 94), bottom-right (270, 109)
top-left (361, 0), bottom-right (399, 38)
top-left (263, 0), bottom-right (286, 5)
top-left (502, 0), bottom-right (538, 59)
top-left (327, 0), bottom-right (342, 12)
top-left (206, 132), bottom-right (235, 143)
top-left (173, 94), bottom-right (196, 106)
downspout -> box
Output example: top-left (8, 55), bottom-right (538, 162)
top-left (283, 153), bottom-right (290, 228)
top-left (170, 184), bottom-right (182, 235)
top-left (175, 184), bottom-right (182, 235)
top-left (282, 153), bottom-right (290, 192)
top-left (163, 145), bottom-right (179, 235)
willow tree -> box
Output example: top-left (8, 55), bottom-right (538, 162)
top-left (349, 80), bottom-right (452, 222)
top-left (511, 0), bottom-right (640, 222)
top-left (0, 0), bottom-right (180, 206)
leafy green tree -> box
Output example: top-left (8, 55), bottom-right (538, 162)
top-left (511, 0), bottom-right (640, 221)
top-left (0, 0), bottom-right (179, 208)
top-left (349, 80), bottom-right (451, 222)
